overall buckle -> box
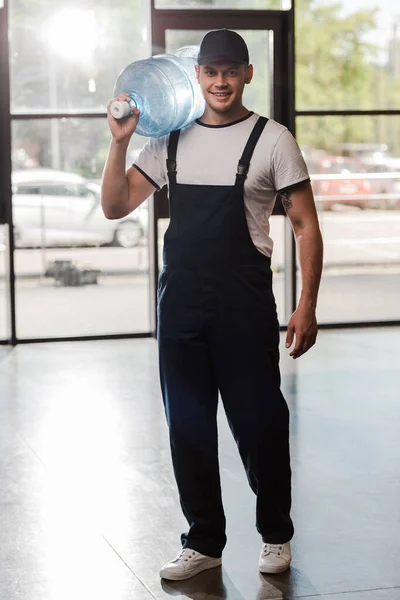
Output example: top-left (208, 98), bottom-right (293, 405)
top-left (166, 158), bottom-right (177, 175)
top-left (237, 160), bottom-right (249, 177)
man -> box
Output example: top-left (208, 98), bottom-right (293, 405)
top-left (102, 29), bottom-right (323, 581)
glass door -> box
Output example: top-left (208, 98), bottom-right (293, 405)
top-left (152, 16), bottom-right (293, 323)
top-left (8, 0), bottom-right (152, 340)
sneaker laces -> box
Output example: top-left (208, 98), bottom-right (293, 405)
top-left (174, 548), bottom-right (197, 563)
top-left (261, 543), bottom-right (284, 558)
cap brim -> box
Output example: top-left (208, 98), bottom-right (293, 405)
top-left (197, 55), bottom-right (248, 66)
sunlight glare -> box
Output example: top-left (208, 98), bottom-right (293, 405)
top-left (45, 9), bottom-right (98, 62)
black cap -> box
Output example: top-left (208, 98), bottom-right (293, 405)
top-left (197, 29), bottom-right (249, 66)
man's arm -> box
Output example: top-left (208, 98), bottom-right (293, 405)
top-left (279, 180), bottom-right (323, 358)
top-left (101, 92), bottom-right (157, 220)
top-left (102, 145), bottom-right (157, 219)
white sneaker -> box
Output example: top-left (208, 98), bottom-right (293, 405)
top-left (258, 542), bottom-right (291, 574)
top-left (159, 548), bottom-right (222, 581)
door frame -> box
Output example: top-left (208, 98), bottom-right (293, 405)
top-left (151, 10), bottom-right (294, 131)
top-left (149, 8), bottom-right (296, 333)
top-left (0, 0), bottom-right (16, 344)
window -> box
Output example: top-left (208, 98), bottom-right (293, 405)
top-left (297, 115), bottom-right (400, 323)
top-left (296, 0), bottom-right (400, 112)
top-left (10, 1), bottom-right (150, 114)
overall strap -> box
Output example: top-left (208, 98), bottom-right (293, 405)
top-left (236, 116), bottom-right (269, 185)
top-left (166, 129), bottom-right (181, 185)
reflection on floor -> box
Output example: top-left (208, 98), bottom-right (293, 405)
top-left (0, 329), bottom-right (399, 600)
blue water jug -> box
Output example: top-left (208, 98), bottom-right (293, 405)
top-left (110, 46), bottom-right (205, 138)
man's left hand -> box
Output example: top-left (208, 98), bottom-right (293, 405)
top-left (285, 306), bottom-right (318, 359)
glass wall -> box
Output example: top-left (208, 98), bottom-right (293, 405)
top-left (297, 116), bottom-right (400, 324)
top-left (9, 0), bottom-right (151, 338)
top-left (3, 0), bottom-right (399, 339)
top-left (296, 0), bottom-right (400, 112)
top-left (11, 119), bottom-right (150, 338)
top-left (296, 0), bottom-right (400, 324)
top-left (9, 1), bottom-right (150, 114)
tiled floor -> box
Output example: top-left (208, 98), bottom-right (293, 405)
top-left (0, 329), bottom-right (399, 599)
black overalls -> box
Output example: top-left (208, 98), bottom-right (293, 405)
top-left (158, 116), bottom-right (294, 558)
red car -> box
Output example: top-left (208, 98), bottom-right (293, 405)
top-left (309, 156), bottom-right (371, 210)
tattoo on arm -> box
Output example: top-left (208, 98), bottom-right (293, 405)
top-left (279, 190), bottom-right (293, 211)
top-left (278, 180), bottom-right (310, 212)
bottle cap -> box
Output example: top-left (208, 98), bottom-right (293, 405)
top-left (110, 100), bottom-right (131, 119)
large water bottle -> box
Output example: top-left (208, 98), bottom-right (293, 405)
top-left (110, 46), bottom-right (205, 138)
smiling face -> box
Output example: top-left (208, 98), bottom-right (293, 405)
top-left (195, 61), bottom-right (253, 115)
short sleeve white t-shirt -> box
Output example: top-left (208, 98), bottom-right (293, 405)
top-left (133, 112), bottom-right (309, 257)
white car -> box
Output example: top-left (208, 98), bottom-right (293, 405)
top-left (4, 169), bottom-right (148, 248)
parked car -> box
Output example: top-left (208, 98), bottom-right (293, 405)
top-left (308, 156), bottom-right (371, 210)
top-left (358, 160), bottom-right (400, 210)
top-left (4, 169), bottom-right (148, 248)
top-left (333, 144), bottom-right (400, 209)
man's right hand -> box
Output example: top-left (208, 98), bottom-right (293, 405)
top-left (107, 93), bottom-right (140, 142)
